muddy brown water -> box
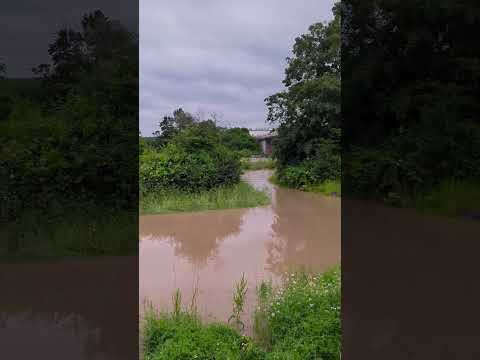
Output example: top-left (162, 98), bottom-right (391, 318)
top-left (139, 170), bottom-right (341, 329)
top-left (0, 256), bottom-right (138, 359)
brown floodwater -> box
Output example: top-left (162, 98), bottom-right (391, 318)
top-left (0, 256), bottom-right (138, 359)
top-left (139, 170), bottom-right (341, 327)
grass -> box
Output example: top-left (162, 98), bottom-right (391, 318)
top-left (140, 181), bottom-right (270, 214)
top-left (305, 180), bottom-right (341, 196)
top-left (142, 267), bottom-right (341, 360)
top-left (241, 158), bottom-right (276, 171)
top-left (414, 179), bottom-right (480, 218)
top-left (269, 173), bottom-right (341, 197)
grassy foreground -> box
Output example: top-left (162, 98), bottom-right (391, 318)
top-left (140, 182), bottom-right (270, 214)
top-left (142, 267), bottom-right (341, 360)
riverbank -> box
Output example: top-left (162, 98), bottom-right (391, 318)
top-left (142, 267), bottom-right (341, 360)
top-left (139, 181), bottom-right (270, 214)
top-left (269, 172), bottom-right (341, 197)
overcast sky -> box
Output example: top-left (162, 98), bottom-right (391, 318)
top-left (1, 0), bottom-right (137, 78)
top-left (140, 0), bottom-right (335, 135)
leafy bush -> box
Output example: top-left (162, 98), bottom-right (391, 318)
top-left (276, 140), bottom-right (340, 190)
top-left (140, 126), bottom-right (241, 194)
top-left (142, 311), bottom-right (266, 360)
top-left (344, 121), bottom-right (480, 206)
top-left (220, 128), bottom-right (260, 156)
top-left (254, 268), bottom-right (341, 360)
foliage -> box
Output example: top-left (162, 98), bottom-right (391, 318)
top-left (140, 182), bottom-right (270, 214)
top-left (229, 273), bottom-right (249, 332)
top-left (275, 139), bottom-right (340, 189)
top-left (142, 269), bottom-right (341, 360)
top-left (140, 129), bottom-right (241, 194)
top-left (266, 4), bottom-right (341, 191)
top-left (254, 268), bottom-right (341, 360)
top-left (142, 310), bottom-right (265, 360)
top-left (415, 179), bottom-right (480, 218)
top-left (141, 109), bottom-right (261, 196)
top-left (343, 121), bottom-right (480, 205)
top-left (306, 180), bottom-right (341, 196)
top-left (0, 10), bottom-right (138, 257)
top-left (153, 108), bottom-right (198, 148)
top-left (221, 128), bottom-right (260, 156)
top-left (342, 0), bottom-right (480, 207)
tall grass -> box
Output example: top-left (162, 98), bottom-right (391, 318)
top-left (140, 182), bottom-right (270, 214)
top-left (253, 267), bottom-right (341, 359)
top-left (306, 180), bottom-right (341, 196)
top-left (415, 179), bottom-right (480, 217)
top-left (141, 267), bottom-right (341, 360)
top-left (228, 273), bottom-right (248, 332)
top-left (270, 173), bottom-right (341, 197)
top-left (142, 286), bottom-right (266, 360)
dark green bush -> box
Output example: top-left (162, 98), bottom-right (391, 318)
top-left (276, 140), bottom-right (340, 189)
top-left (140, 126), bottom-right (241, 193)
top-left (220, 128), bottom-right (260, 156)
top-left (254, 268), bottom-right (341, 360)
top-left (142, 312), bottom-right (266, 360)
top-left (344, 122), bottom-right (480, 205)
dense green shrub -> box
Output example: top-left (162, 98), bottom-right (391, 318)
top-left (344, 122), bottom-right (480, 205)
top-left (220, 128), bottom-right (260, 156)
top-left (255, 268), bottom-right (341, 360)
top-left (140, 126), bottom-right (241, 193)
top-left (1, 94), bottom-right (137, 215)
top-left (142, 311), bottom-right (266, 360)
top-left (276, 140), bottom-right (340, 189)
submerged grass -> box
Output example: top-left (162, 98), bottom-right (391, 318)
top-left (140, 181), bottom-right (270, 214)
top-left (142, 267), bottom-right (341, 360)
top-left (415, 179), bottom-right (480, 218)
top-left (241, 158), bottom-right (276, 171)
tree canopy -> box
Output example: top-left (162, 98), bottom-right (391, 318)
top-left (266, 3), bottom-right (340, 167)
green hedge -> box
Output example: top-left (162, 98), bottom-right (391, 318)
top-left (140, 131), bottom-right (241, 194)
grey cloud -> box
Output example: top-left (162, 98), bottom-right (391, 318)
top-left (1, 0), bottom-right (137, 77)
top-left (140, 0), bottom-right (335, 134)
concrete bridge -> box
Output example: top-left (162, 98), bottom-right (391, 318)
top-left (248, 128), bottom-right (277, 156)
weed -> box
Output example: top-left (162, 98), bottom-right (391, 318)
top-left (228, 273), bottom-right (248, 332)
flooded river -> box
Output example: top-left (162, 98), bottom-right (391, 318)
top-left (139, 170), bottom-right (341, 326)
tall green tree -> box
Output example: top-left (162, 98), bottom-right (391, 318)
top-left (266, 3), bottom-right (340, 167)
top-left (153, 108), bottom-right (197, 147)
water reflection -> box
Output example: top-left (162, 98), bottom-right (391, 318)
top-left (267, 187), bottom-right (340, 275)
top-left (139, 170), bottom-right (341, 324)
top-left (0, 257), bottom-right (138, 359)
top-left (140, 209), bottom-right (246, 265)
